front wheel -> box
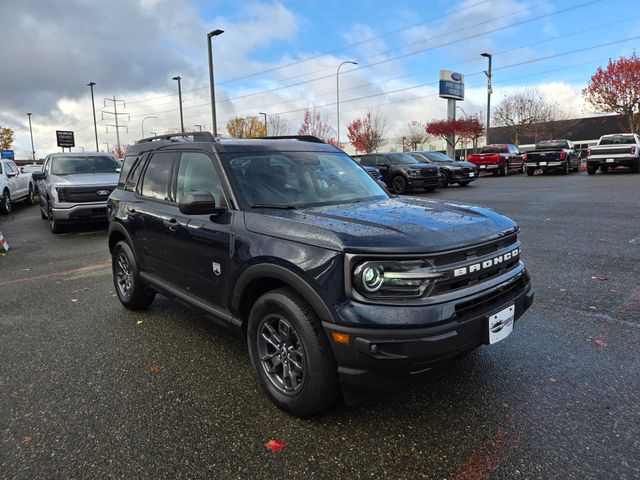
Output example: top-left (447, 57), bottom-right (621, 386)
top-left (0, 190), bottom-right (11, 215)
top-left (112, 241), bottom-right (156, 310)
top-left (247, 288), bottom-right (339, 417)
top-left (438, 172), bottom-right (450, 188)
top-left (458, 181), bottom-right (471, 187)
top-left (391, 175), bottom-right (408, 194)
top-left (47, 203), bottom-right (65, 234)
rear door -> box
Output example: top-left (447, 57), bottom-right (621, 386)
top-left (509, 145), bottom-right (523, 168)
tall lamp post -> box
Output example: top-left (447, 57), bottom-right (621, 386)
top-left (194, 124), bottom-right (203, 131)
top-left (207, 29), bottom-right (224, 137)
top-left (259, 112), bottom-right (268, 136)
top-left (172, 76), bottom-right (184, 133)
top-left (87, 82), bottom-right (99, 151)
top-left (481, 52), bottom-right (493, 141)
top-left (26, 112), bottom-right (35, 160)
top-left (142, 116), bottom-right (158, 138)
top-left (336, 60), bottom-right (357, 147)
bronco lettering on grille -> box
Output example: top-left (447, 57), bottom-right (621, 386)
top-left (453, 248), bottom-right (520, 278)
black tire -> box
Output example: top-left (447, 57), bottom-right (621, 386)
top-left (40, 209), bottom-right (47, 219)
top-left (424, 186), bottom-right (437, 192)
top-left (631, 160), bottom-right (640, 174)
top-left (47, 202), bottom-right (65, 234)
top-left (438, 172), bottom-right (450, 188)
top-left (27, 184), bottom-right (36, 205)
top-left (391, 175), bottom-right (408, 194)
top-left (247, 287), bottom-right (339, 417)
top-left (112, 241), bottom-right (156, 310)
top-left (561, 160), bottom-right (569, 175)
top-left (458, 181), bottom-right (471, 187)
top-left (500, 162), bottom-right (510, 176)
top-left (587, 164), bottom-right (597, 175)
top-left (525, 167), bottom-right (536, 176)
top-left (0, 189), bottom-right (10, 215)
top-left (601, 165), bottom-right (608, 174)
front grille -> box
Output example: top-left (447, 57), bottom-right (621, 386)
top-left (455, 273), bottom-right (527, 321)
top-left (421, 169), bottom-right (438, 177)
top-left (62, 185), bottom-right (115, 203)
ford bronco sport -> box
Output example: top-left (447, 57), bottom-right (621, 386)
top-left (108, 132), bottom-right (534, 416)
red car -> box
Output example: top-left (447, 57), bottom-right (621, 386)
top-left (467, 144), bottom-right (524, 176)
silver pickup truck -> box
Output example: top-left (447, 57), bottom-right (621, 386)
top-left (1, 159), bottom-right (35, 214)
top-left (587, 133), bottom-right (640, 175)
top-left (32, 152), bottom-right (121, 233)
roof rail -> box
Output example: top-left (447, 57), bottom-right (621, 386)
top-left (136, 131), bottom-right (217, 144)
top-left (257, 135), bottom-right (326, 144)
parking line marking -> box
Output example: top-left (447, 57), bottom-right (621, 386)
top-left (0, 262), bottom-right (111, 286)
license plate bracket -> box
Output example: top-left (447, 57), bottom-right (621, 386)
top-left (488, 304), bottom-right (515, 344)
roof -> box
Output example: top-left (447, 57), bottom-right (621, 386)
top-left (47, 151), bottom-right (117, 157)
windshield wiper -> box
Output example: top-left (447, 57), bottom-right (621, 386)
top-left (250, 203), bottom-right (296, 210)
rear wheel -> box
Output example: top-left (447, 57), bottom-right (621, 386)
top-left (525, 167), bottom-right (536, 176)
top-left (561, 160), bottom-right (569, 175)
top-left (601, 165), bottom-right (609, 174)
top-left (0, 190), bottom-right (10, 215)
top-left (247, 287), bottom-right (339, 416)
top-left (112, 241), bottom-right (156, 310)
top-left (587, 164), bottom-right (597, 175)
top-left (631, 160), bottom-right (640, 173)
top-left (391, 175), bottom-right (408, 194)
top-left (500, 162), bottom-right (510, 176)
top-left (27, 184), bottom-right (36, 205)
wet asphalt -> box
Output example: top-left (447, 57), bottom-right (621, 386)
top-left (0, 170), bottom-right (639, 479)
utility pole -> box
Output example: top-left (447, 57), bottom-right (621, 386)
top-left (207, 29), bottom-right (224, 137)
top-left (172, 76), bottom-right (184, 133)
top-left (26, 112), bottom-right (35, 160)
top-left (259, 112), bottom-right (268, 136)
top-left (194, 124), bottom-right (203, 131)
top-left (481, 52), bottom-right (493, 142)
top-left (87, 82), bottom-right (99, 151)
top-left (102, 96), bottom-right (129, 154)
top-left (336, 61), bottom-right (357, 147)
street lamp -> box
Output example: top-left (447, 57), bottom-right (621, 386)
top-left (336, 61), bottom-right (357, 146)
top-left (481, 52), bottom-right (493, 138)
top-left (259, 112), bottom-right (267, 136)
top-left (207, 29), bottom-right (224, 137)
top-left (26, 113), bottom-right (35, 160)
top-left (194, 124), bottom-right (203, 131)
top-left (141, 116), bottom-right (158, 138)
top-left (172, 75), bottom-right (184, 133)
top-left (87, 82), bottom-right (99, 151)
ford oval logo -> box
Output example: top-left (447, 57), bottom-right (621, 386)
top-left (96, 190), bottom-right (110, 196)
top-left (451, 72), bottom-right (462, 81)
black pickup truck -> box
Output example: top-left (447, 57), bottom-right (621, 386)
top-left (523, 139), bottom-right (580, 176)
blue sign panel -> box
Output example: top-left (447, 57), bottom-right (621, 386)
top-left (439, 70), bottom-right (465, 101)
top-left (1, 150), bottom-right (14, 159)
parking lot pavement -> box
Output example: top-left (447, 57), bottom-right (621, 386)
top-left (1, 171), bottom-right (639, 479)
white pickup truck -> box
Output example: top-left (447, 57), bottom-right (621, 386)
top-left (587, 133), bottom-right (640, 175)
top-left (0, 159), bottom-right (36, 214)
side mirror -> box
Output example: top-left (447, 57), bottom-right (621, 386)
top-left (179, 191), bottom-right (225, 215)
top-left (32, 172), bottom-right (46, 181)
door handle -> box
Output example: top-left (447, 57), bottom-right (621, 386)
top-left (164, 218), bottom-right (178, 232)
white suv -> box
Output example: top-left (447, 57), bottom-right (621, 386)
top-left (0, 159), bottom-right (35, 214)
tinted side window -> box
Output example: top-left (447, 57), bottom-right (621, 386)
top-left (360, 155), bottom-right (375, 166)
top-left (118, 155), bottom-right (137, 188)
top-left (140, 152), bottom-right (176, 201)
top-left (176, 152), bottom-right (223, 205)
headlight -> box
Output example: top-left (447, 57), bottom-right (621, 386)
top-left (56, 187), bottom-right (68, 202)
top-left (353, 260), bottom-right (443, 299)
top-left (409, 170), bottom-right (421, 176)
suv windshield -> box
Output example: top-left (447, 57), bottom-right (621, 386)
top-left (536, 140), bottom-right (568, 149)
top-left (480, 146), bottom-right (508, 154)
top-left (418, 152), bottom-right (455, 163)
top-left (52, 155), bottom-right (121, 175)
top-left (600, 135), bottom-right (636, 145)
top-left (223, 151), bottom-right (387, 208)
top-left (387, 153), bottom-right (420, 165)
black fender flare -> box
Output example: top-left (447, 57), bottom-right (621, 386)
top-left (231, 264), bottom-right (335, 323)
top-left (108, 222), bottom-right (135, 254)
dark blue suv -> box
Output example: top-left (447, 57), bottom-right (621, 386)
top-left (108, 133), bottom-right (533, 416)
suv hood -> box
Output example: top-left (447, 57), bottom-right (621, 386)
top-left (49, 172), bottom-right (119, 186)
top-left (244, 197), bottom-right (517, 253)
top-left (440, 160), bottom-right (477, 169)
top-left (404, 163), bottom-right (438, 170)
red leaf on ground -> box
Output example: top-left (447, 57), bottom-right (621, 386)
top-left (149, 364), bottom-right (163, 373)
top-left (593, 339), bottom-right (607, 348)
top-left (265, 439), bottom-right (285, 452)
top-left (591, 276), bottom-right (608, 281)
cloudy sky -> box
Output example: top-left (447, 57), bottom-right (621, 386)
top-left (1, 0), bottom-right (638, 157)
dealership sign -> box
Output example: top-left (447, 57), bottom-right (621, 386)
top-left (56, 130), bottom-right (75, 148)
top-left (1, 150), bottom-right (14, 159)
top-left (439, 70), bottom-right (465, 101)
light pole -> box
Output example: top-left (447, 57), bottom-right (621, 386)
top-left (172, 76), bottom-right (184, 133)
top-left (481, 52), bottom-right (493, 141)
top-left (336, 61), bottom-right (357, 147)
top-left (259, 112), bottom-right (267, 136)
top-left (103, 141), bottom-right (111, 153)
top-left (207, 29), bottom-right (224, 137)
top-left (141, 116), bottom-right (158, 138)
top-left (26, 113), bottom-right (35, 160)
top-left (194, 124), bottom-right (203, 131)
top-left (87, 82), bottom-right (99, 151)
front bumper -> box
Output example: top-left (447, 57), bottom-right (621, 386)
top-left (407, 176), bottom-right (440, 188)
top-left (448, 170), bottom-right (478, 181)
top-left (324, 269), bottom-right (533, 391)
top-left (52, 202), bottom-right (109, 222)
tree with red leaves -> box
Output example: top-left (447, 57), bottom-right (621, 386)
top-left (458, 116), bottom-right (485, 151)
top-left (583, 52), bottom-right (640, 134)
top-left (298, 109), bottom-right (332, 140)
top-left (425, 119), bottom-right (463, 151)
top-left (114, 144), bottom-right (129, 159)
top-left (346, 111), bottom-right (387, 153)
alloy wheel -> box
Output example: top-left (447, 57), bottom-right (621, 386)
top-left (115, 253), bottom-right (133, 297)
top-left (257, 315), bottom-right (306, 395)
